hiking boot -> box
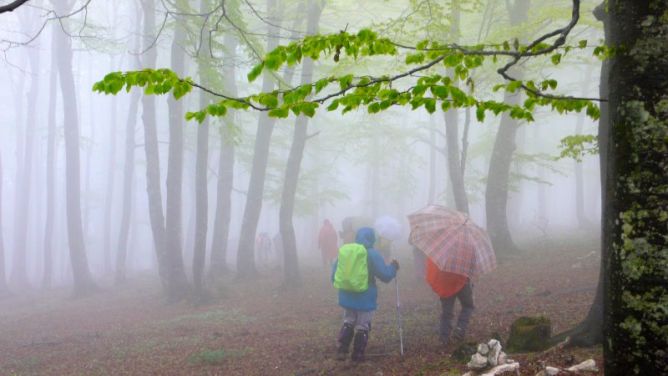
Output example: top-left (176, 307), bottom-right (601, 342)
top-left (336, 323), bottom-right (354, 360)
top-left (351, 330), bottom-right (369, 362)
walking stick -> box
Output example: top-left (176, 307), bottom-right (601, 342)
top-left (395, 275), bottom-right (405, 356)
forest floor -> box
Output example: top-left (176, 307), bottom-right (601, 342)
top-left (0, 237), bottom-right (602, 376)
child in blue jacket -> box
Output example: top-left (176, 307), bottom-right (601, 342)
top-left (332, 227), bottom-right (399, 361)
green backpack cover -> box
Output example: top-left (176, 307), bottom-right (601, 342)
top-left (333, 243), bottom-right (369, 292)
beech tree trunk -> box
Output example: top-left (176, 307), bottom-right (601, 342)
top-left (139, 0), bottom-right (168, 287)
top-left (164, 22), bottom-right (191, 300)
top-left (574, 66), bottom-right (594, 228)
top-left (54, 0), bottom-right (96, 295)
top-left (0, 153), bottom-right (7, 293)
top-left (279, 0), bottom-right (324, 287)
top-left (443, 0), bottom-right (469, 214)
top-left (11, 20), bottom-right (40, 288)
top-left (209, 34), bottom-right (238, 280)
top-left (485, 0), bottom-right (530, 256)
top-left (42, 24), bottom-right (59, 289)
top-left (602, 1), bottom-right (668, 373)
top-left (236, 0), bottom-right (282, 277)
top-left (192, 0), bottom-right (213, 297)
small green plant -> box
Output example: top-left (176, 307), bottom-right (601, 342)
top-left (188, 348), bottom-right (247, 365)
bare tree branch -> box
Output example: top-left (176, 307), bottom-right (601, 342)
top-left (0, 0), bottom-right (29, 14)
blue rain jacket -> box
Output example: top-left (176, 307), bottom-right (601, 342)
top-left (332, 227), bottom-right (398, 312)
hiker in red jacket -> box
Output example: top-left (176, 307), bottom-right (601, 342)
top-left (425, 257), bottom-right (475, 345)
top-left (318, 219), bottom-right (338, 268)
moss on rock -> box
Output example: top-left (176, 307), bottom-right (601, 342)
top-left (507, 316), bottom-right (552, 352)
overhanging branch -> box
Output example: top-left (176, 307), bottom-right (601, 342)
top-left (0, 0), bottom-right (29, 14)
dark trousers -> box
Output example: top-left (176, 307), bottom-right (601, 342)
top-left (439, 281), bottom-right (475, 340)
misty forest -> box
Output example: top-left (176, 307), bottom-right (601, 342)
top-left (0, 0), bottom-right (666, 375)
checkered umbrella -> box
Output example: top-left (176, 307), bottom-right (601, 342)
top-left (407, 205), bottom-right (496, 277)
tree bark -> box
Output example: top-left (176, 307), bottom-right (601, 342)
top-left (443, 0), bottom-right (469, 214)
top-left (42, 24), bottom-right (59, 289)
top-left (0, 153), bottom-right (7, 293)
top-left (11, 14), bottom-right (40, 288)
top-left (139, 0), bottom-right (168, 287)
top-left (163, 20), bottom-right (191, 300)
top-left (279, 0), bottom-right (324, 287)
top-left (54, 0), bottom-right (96, 295)
top-left (192, 0), bottom-right (213, 297)
top-left (427, 115), bottom-right (437, 203)
top-left (603, 1), bottom-right (668, 374)
top-left (484, 0), bottom-right (530, 256)
top-left (0, 0), bottom-right (29, 14)
top-left (236, 0), bottom-right (282, 277)
top-left (552, 1), bottom-right (612, 351)
top-left (574, 66), bottom-right (594, 228)
top-left (103, 70), bottom-right (118, 276)
top-left (209, 34), bottom-right (238, 280)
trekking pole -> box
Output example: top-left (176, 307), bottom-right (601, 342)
top-left (395, 275), bottom-right (404, 356)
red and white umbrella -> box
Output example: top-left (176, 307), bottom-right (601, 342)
top-left (407, 205), bottom-right (496, 277)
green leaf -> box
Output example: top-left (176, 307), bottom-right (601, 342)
top-left (368, 102), bottom-right (381, 113)
top-left (406, 53), bottom-right (425, 64)
top-left (551, 53), bottom-right (562, 65)
top-left (315, 78), bottom-right (329, 94)
top-left (430, 85), bottom-right (449, 99)
top-left (424, 98), bottom-right (436, 113)
top-left (247, 62), bottom-right (265, 82)
top-left (476, 106), bottom-right (485, 122)
top-left (338, 74), bottom-right (353, 90)
top-left (268, 107), bottom-right (289, 118)
top-left (327, 100), bottom-right (339, 111)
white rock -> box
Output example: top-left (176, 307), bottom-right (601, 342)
top-left (478, 343), bottom-right (490, 355)
top-left (566, 359), bottom-right (598, 372)
top-left (479, 362), bottom-right (520, 376)
top-left (487, 340), bottom-right (502, 366)
top-left (468, 353), bottom-right (489, 370)
top-left (497, 351), bottom-right (507, 365)
top-left (545, 366), bottom-right (559, 375)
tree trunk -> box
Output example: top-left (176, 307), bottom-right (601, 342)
top-left (552, 1), bottom-right (612, 351)
top-left (103, 70), bottom-right (118, 276)
top-left (574, 66), bottom-right (594, 228)
top-left (192, 0), bottom-right (213, 297)
top-left (208, 33), bottom-right (238, 280)
top-left (603, 1), bottom-right (668, 374)
top-left (42, 26), bottom-right (59, 289)
top-left (0, 153), bottom-right (7, 293)
top-left (236, 0), bottom-right (282, 277)
top-left (485, 0), bottom-right (530, 256)
top-left (427, 115), bottom-right (437, 203)
top-left (279, 0), bottom-right (324, 287)
top-left (11, 27), bottom-right (40, 288)
top-left (163, 21), bottom-right (191, 300)
top-left (115, 90), bottom-right (140, 284)
top-left (139, 0), bottom-right (168, 287)
top-left (54, 1), bottom-right (96, 295)
top-left (443, 0), bottom-right (469, 214)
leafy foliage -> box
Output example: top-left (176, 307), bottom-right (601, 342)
top-left (94, 22), bottom-right (603, 125)
top-left (557, 134), bottom-right (599, 162)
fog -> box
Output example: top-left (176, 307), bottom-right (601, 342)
top-left (0, 0), bottom-right (606, 373)
top-left (0, 1), bottom-right (602, 292)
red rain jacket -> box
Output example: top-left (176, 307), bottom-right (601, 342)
top-left (425, 257), bottom-right (468, 298)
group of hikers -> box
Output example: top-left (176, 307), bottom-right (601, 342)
top-left (322, 217), bottom-right (475, 362)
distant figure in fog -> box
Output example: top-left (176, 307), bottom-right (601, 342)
top-left (318, 219), bottom-right (338, 268)
top-left (255, 232), bottom-right (272, 267)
